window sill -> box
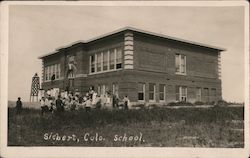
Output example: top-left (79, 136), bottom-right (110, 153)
top-left (89, 68), bottom-right (122, 75)
top-left (149, 100), bottom-right (156, 103)
top-left (138, 100), bottom-right (145, 103)
top-left (43, 78), bottom-right (63, 83)
top-left (175, 72), bottom-right (187, 76)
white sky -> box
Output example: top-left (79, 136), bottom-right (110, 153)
top-left (8, 4), bottom-right (245, 102)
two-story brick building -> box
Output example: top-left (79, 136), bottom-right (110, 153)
top-left (39, 27), bottom-right (224, 105)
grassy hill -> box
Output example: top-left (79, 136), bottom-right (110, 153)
top-left (8, 106), bottom-right (244, 147)
top-left (8, 101), bottom-right (40, 109)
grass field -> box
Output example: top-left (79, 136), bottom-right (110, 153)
top-left (8, 106), bottom-right (244, 147)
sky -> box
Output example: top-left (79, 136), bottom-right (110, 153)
top-left (8, 4), bottom-right (245, 102)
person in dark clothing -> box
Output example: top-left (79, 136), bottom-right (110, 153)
top-left (16, 97), bottom-right (22, 114)
top-left (55, 95), bottom-right (64, 114)
top-left (112, 95), bottom-right (119, 109)
top-left (123, 96), bottom-right (129, 110)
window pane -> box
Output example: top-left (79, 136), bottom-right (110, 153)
top-left (48, 66), bottom-right (51, 79)
top-left (181, 55), bottom-right (186, 73)
top-left (149, 93), bottom-right (154, 100)
top-left (149, 83), bottom-right (154, 91)
top-left (109, 49), bottom-right (115, 70)
top-left (103, 51), bottom-right (108, 71)
top-left (58, 64), bottom-right (60, 78)
top-left (175, 54), bottom-right (180, 73)
top-left (116, 48), bottom-right (122, 69)
top-left (149, 83), bottom-right (155, 100)
top-left (159, 84), bottom-right (164, 92)
top-left (138, 83), bottom-right (144, 92)
top-left (91, 55), bottom-right (95, 73)
top-left (55, 64), bottom-right (59, 79)
top-left (211, 88), bottom-right (216, 96)
top-left (159, 84), bottom-right (165, 101)
top-left (45, 67), bottom-right (48, 81)
top-left (97, 53), bottom-right (102, 72)
top-left (138, 93), bottom-right (144, 100)
top-left (138, 83), bottom-right (144, 101)
top-left (159, 93), bottom-right (164, 100)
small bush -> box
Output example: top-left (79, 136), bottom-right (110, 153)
top-left (167, 101), bottom-right (193, 106)
top-left (194, 101), bottom-right (204, 105)
top-left (131, 104), bottom-right (145, 109)
top-left (148, 104), bottom-right (158, 109)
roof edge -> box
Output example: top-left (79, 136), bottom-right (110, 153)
top-left (39, 26), bottom-right (226, 59)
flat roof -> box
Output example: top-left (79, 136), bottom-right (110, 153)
top-left (39, 27), bottom-right (225, 59)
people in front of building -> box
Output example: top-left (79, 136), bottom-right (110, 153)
top-left (16, 97), bottom-right (22, 114)
top-left (40, 97), bottom-right (49, 115)
top-left (40, 86), bottom-right (125, 113)
top-left (95, 95), bottom-right (102, 109)
top-left (112, 94), bottom-right (119, 109)
top-left (92, 91), bottom-right (98, 106)
top-left (48, 95), bottom-right (55, 112)
top-left (123, 95), bottom-right (130, 110)
top-left (55, 95), bottom-right (64, 114)
top-left (89, 86), bottom-right (95, 99)
top-left (70, 97), bottom-right (77, 111)
top-left (85, 97), bottom-right (92, 112)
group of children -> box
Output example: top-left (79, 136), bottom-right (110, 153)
top-left (39, 87), bottom-right (130, 115)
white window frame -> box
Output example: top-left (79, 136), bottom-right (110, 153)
top-left (44, 63), bottom-right (61, 82)
top-left (175, 54), bottom-right (186, 75)
top-left (149, 83), bottom-right (156, 102)
top-left (159, 84), bottom-right (166, 102)
top-left (89, 47), bottom-right (123, 75)
top-left (138, 83), bottom-right (145, 102)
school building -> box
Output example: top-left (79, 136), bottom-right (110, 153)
top-left (39, 27), bottom-right (224, 105)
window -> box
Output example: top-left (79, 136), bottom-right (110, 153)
top-left (196, 87), bottom-right (202, 101)
top-left (48, 66), bottom-right (51, 80)
top-left (55, 64), bottom-right (60, 79)
top-left (97, 53), bottom-right (102, 72)
top-left (109, 49), bottom-right (115, 70)
top-left (103, 51), bottom-right (108, 71)
top-left (211, 88), bottom-right (216, 96)
top-left (116, 48), bottom-right (122, 69)
top-left (58, 64), bottom-right (61, 79)
top-left (149, 83), bottom-right (155, 101)
top-left (89, 47), bottom-right (123, 74)
top-left (203, 88), bottom-right (209, 102)
top-left (159, 84), bottom-right (165, 101)
top-left (138, 83), bottom-right (145, 101)
top-left (175, 54), bottom-right (186, 74)
top-left (44, 64), bottom-right (60, 81)
top-left (45, 67), bottom-right (48, 81)
top-left (90, 55), bottom-right (95, 73)
top-left (176, 86), bottom-right (187, 101)
top-left (51, 65), bottom-right (55, 78)
top-left (112, 83), bottom-right (119, 97)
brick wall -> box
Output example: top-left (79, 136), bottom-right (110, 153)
top-left (134, 32), bottom-right (220, 79)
